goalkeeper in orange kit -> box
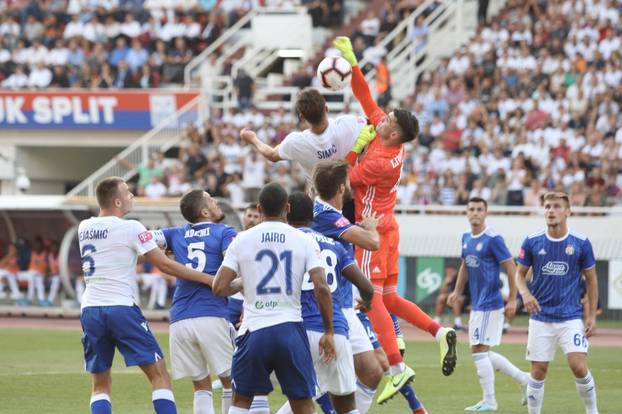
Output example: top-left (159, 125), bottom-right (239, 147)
top-left (334, 36), bottom-right (458, 403)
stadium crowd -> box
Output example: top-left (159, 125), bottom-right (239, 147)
top-left (0, 0), bottom-right (345, 89)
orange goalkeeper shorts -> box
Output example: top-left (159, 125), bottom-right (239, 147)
top-left (355, 226), bottom-right (399, 281)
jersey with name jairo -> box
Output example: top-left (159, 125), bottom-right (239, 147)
top-left (461, 228), bottom-right (513, 312)
top-left (151, 222), bottom-right (237, 324)
top-left (220, 221), bottom-right (324, 332)
top-left (299, 227), bottom-right (353, 337)
top-left (78, 216), bottom-right (157, 308)
top-left (517, 230), bottom-right (596, 322)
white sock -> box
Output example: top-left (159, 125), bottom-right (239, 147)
top-left (575, 372), bottom-right (598, 414)
top-left (76, 279), bottom-right (85, 303)
top-left (194, 390), bottom-right (214, 414)
top-left (489, 351), bottom-right (529, 385)
top-left (346, 411), bottom-right (360, 414)
top-left (473, 352), bottom-right (496, 405)
top-left (249, 395), bottom-right (270, 414)
top-left (454, 316), bottom-right (462, 326)
top-left (34, 274), bottom-right (45, 302)
top-left (275, 401), bottom-right (292, 414)
top-left (157, 278), bottom-right (167, 307)
top-left (228, 407), bottom-right (249, 414)
top-left (389, 362), bottom-right (405, 375)
top-left (354, 381), bottom-right (375, 414)
top-left (527, 376), bottom-right (545, 414)
top-left (434, 316), bottom-right (441, 324)
top-left (222, 388), bottom-right (232, 414)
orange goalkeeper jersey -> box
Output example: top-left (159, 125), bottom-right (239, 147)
top-left (348, 66), bottom-right (404, 233)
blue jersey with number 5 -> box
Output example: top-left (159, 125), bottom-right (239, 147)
top-left (161, 222), bottom-right (237, 323)
top-left (299, 227), bottom-right (353, 337)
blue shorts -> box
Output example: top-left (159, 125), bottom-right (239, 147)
top-left (357, 312), bottom-right (380, 350)
top-left (227, 297), bottom-right (243, 326)
top-left (232, 322), bottom-right (317, 399)
top-left (80, 305), bottom-right (163, 373)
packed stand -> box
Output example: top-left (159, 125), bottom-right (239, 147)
top-left (392, 0), bottom-right (622, 207)
top-left (0, 0), bottom-right (346, 89)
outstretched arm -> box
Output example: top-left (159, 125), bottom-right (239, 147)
top-left (240, 128), bottom-right (282, 162)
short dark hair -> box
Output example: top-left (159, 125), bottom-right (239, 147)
top-left (179, 189), bottom-right (207, 223)
top-left (295, 87), bottom-right (326, 125)
top-left (467, 197), bottom-right (488, 210)
top-left (244, 204), bottom-right (258, 212)
top-left (313, 160), bottom-right (349, 200)
top-left (96, 176), bottom-right (124, 209)
top-left (394, 108), bottom-right (420, 143)
top-left (259, 182), bottom-right (288, 217)
top-left (287, 191), bottom-right (314, 226)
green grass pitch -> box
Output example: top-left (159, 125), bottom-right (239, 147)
top-left (0, 328), bottom-right (619, 413)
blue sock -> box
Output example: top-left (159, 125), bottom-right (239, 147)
top-left (315, 392), bottom-right (336, 414)
top-left (90, 394), bottom-right (112, 414)
top-left (399, 384), bottom-right (422, 410)
top-left (152, 389), bottom-right (177, 414)
top-left (391, 314), bottom-right (402, 337)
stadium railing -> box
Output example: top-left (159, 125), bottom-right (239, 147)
top-left (65, 96), bottom-right (204, 198)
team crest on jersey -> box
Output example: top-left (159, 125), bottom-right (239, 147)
top-left (565, 245), bottom-right (574, 255)
top-left (138, 231), bottom-right (153, 244)
top-left (334, 217), bottom-right (350, 228)
top-left (476, 242), bottom-right (483, 251)
top-left (463, 243), bottom-right (467, 249)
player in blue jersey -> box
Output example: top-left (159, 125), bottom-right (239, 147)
top-left (515, 192), bottom-right (599, 414)
top-left (282, 191), bottom-right (374, 414)
top-left (447, 197), bottom-right (528, 412)
top-left (151, 190), bottom-right (237, 414)
top-left (311, 161), bottom-right (422, 411)
top-left (213, 182), bottom-right (336, 414)
top-left (79, 177), bottom-right (217, 414)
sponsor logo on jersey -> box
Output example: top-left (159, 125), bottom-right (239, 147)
top-left (334, 217), bottom-right (350, 228)
top-left (254, 300), bottom-right (279, 310)
top-left (541, 261), bottom-right (569, 276)
top-left (465, 254), bottom-right (480, 268)
top-left (138, 231), bottom-right (153, 244)
top-left (538, 248), bottom-right (547, 255)
top-left (565, 245), bottom-right (574, 255)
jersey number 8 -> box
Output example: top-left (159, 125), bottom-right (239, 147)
top-left (301, 250), bottom-right (338, 293)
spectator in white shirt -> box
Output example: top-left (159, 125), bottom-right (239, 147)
top-left (64, 14), bottom-right (84, 39)
top-left (27, 62), bottom-right (52, 89)
top-left (2, 65), bottom-right (28, 89)
top-left (46, 39), bottom-right (69, 66)
top-left (120, 14), bottom-right (141, 38)
top-left (360, 11), bottom-right (380, 45)
top-left (219, 134), bottom-right (245, 175)
top-left (144, 176), bottom-right (168, 198)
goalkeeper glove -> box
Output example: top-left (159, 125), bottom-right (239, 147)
top-left (333, 36), bottom-right (358, 67)
top-left (351, 125), bottom-right (376, 154)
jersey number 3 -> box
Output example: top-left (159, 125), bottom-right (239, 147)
top-left (255, 249), bottom-right (292, 295)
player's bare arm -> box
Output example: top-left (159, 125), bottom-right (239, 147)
top-left (515, 263), bottom-right (540, 315)
top-left (447, 259), bottom-right (468, 307)
top-left (144, 247), bottom-right (215, 286)
top-left (342, 263), bottom-right (374, 312)
top-left (501, 258), bottom-right (518, 318)
top-left (240, 127), bottom-right (282, 162)
top-left (211, 265), bottom-right (239, 297)
top-left (340, 212), bottom-right (381, 251)
top-left (583, 266), bottom-right (598, 337)
top-left (309, 266), bottom-right (336, 363)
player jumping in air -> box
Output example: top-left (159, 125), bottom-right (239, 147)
top-left (333, 36), bottom-right (457, 401)
top-left (78, 177), bottom-right (218, 414)
top-left (516, 192), bottom-right (599, 414)
top-left (151, 190), bottom-right (236, 414)
top-left (213, 182), bottom-right (336, 414)
top-left (447, 197), bottom-right (529, 411)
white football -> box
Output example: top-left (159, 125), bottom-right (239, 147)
top-left (317, 56), bottom-right (352, 91)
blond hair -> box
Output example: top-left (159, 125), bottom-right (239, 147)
top-left (542, 191), bottom-right (570, 208)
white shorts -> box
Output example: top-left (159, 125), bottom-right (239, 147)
top-left (468, 308), bottom-right (504, 347)
top-left (307, 331), bottom-right (356, 396)
top-left (526, 319), bottom-right (589, 362)
top-left (343, 308), bottom-right (374, 355)
top-left (170, 316), bottom-right (235, 381)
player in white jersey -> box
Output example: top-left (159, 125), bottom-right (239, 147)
top-left (213, 182), bottom-right (337, 414)
top-left (239, 87), bottom-right (371, 179)
top-left (516, 192), bottom-right (599, 414)
top-left (78, 177), bottom-right (220, 414)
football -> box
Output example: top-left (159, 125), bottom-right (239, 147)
top-left (317, 56), bottom-right (352, 91)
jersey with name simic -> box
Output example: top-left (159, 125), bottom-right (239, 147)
top-left (311, 198), bottom-right (355, 308)
top-left (299, 227), bottom-right (354, 336)
top-left (461, 228), bottom-right (513, 311)
top-left (517, 230), bottom-right (596, 322)
top-left (153, 222), bottom-right (236, 323)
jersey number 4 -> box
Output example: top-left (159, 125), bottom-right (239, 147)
top-left (255, 249), bottom-right (292, 295)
